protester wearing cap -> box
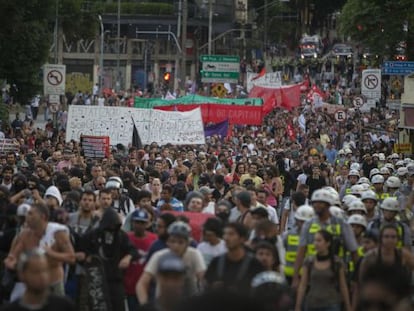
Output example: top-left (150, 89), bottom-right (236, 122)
top-left (124, 209), bottom-right (157, 311)
top-left (137, 221), bottom-right (206, 304)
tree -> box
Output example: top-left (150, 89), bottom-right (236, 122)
top-left (339, 0), bottom-right (414, 60)
top-left (0, 0), bottom-right (54, 104)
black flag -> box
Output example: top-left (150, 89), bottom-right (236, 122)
top-left (131, 117), bottom-right (143, 149)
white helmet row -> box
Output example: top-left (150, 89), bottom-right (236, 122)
top-left (342, 194), bottom-right (358, 209)
top-left (311, 189), bottom-right (336, 206)
top-left (295, 205), bottom-right (315, 221)
top-left (361, 190), bottom-right (378, 202)
top-left (330, 206), bottom-right (345, 219)
top-left (347, 199), bottom-right (367, 214)
top-left (357, 177), bottom-right (370, 185)
top-left (348, 169), bottom-right (360, 178)
top-left (371, 174), bottom-right (384, 184)
top-left (380, 167), bottom-right (390, 175)
top-left (347, 214), bottom-right (367, 228)
top-left (350, 184), bottom-right (364, 196)
top-left (380, 197), bottom-right (399, 212)
top-left (369, 168), bottom-right (380, 179)
top-left (323, 187), bottom-right (340, 206)
top-left (386, 176), bottom-right (401, 189)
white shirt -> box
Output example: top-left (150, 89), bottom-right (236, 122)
top-left (197, 240), bottom-right (227, 266)
top-left (97, 97), bottom-right (105, 107)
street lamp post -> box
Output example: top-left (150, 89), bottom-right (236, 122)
top-left (54, 0), bottom-right (59, 63)
top-left (98, 15), bottom-right (104, 93)
top-left (208, 0), bottom-right (213, 55)
top-left (116, 0), bottom-right (121, 91)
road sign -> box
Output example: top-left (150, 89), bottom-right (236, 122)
top-left (200, 55), bottom-right (240, 83)
top-left (43, 64), bottom-right (66, 95)
top-left (200, 71), bottom-right (239, 83)
top-left (49, 94), bottom-right (60, 104)
top-left (362, 69), bottom-right (381, 99)
top-left (334, 109), bottom-right (347, 122)
top-left (382, 61), bottom-right (414, 75)
top-left (352, 96), bottom-right (364, 108)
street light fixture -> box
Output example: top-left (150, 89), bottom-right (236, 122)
top-left (98, 15), bottom-right (104, 93)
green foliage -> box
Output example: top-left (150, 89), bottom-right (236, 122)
top-left (0, 0), bottom-right (54, 104)
top-left (340, 0), bottom-right (414, 59)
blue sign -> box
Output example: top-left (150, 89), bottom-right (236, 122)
top-left (382, 61), bottom-right (414, 75)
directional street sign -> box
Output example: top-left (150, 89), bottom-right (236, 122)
top-left (200, 55), bottom-right (240, 83)
top-left (382, 61), bottom-right (414, 75)
top-left (361, 69), bottom-right (381, 99)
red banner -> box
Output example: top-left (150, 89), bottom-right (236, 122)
top-left (156, 104), bottom-right (263, 125)
top-left (163, 211), bottom-right (215, 242)
top-left (248, 84), bottom-right (301, 112)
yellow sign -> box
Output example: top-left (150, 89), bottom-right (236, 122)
top-left (66, 72), bottom-right (93, 95)
top-left (211, 83), bottom-right (227, 98)
top-left (394, 143), bottom-right (412, 154)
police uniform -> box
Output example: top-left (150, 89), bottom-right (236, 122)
top-left (283, 227), bottom-right (300, 279)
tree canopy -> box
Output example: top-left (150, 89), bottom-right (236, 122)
top-left (339, 0), bottom-right (414, 60)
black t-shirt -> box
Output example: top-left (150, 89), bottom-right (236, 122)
top-left (0, 295), bottom-right (75, 311)
top-left (306, 175), bottom-right (327, 197)
top-left (205, 253), bottom-right (264, 293)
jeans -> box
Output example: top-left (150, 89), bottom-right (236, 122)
top-left (127, 295), bottom-right (139, 311)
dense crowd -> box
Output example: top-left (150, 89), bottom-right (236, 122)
top-left (0, 71), bottom-right (413, 311)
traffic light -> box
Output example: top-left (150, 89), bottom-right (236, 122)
top-left (163, 72), bottom-right (171, 82)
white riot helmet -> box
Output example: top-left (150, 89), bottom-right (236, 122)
top-left (342, 194), bottom-right (358, 210)
top-left (348, 200), bottom-right (367, 214)
top-left (329, 206), bottom-right (345, 219)
top-left (360, 183), bottom-right (371, 192)
top-left (348, 170), bottom-right (360, 178)
top-left (350, 163), bottom-right (360, 171)
top-left (369, 168), bottom-right (380, 179)
top-left (404, 158), bottom-right (413, 165)
top-left (391, 153), bottom-right (400, 160)
top-left (371, 174), bottom-right (384, 184)
top-left (350, 184), bottom-right (364, 196)
top-left (357, 177), bottom-right (370, 185)
top-left (386, 176), bottom-right (401, 189)
top-left (384, 163), bottom-right (395, 172)
top-left (344, 148), bottom-right (353, 155)
top-left (378, 153), bottom-right (386, 161)
top-left (295, 205), bottom-right (315, 221)
top-left (347, 214), bottom-right (367, 228)
top-left (380, 197), bottom-right (399, 212)
top-left (311, 189), bottom-right (334, 205)
top-left (323, 187), bottom-right (341, 206)
top-left (105, 176), bottom-right (124, 190)
top-left (338, 149), bottom-right (345, 156)
top-left (397, 167), bottom-right (408, 177)
top-left (395, 160), bottom-right (405, 167)
top-left (380, 167), bottom-right (390, 175)
top-left (361, 190), bottom-right (378, 202)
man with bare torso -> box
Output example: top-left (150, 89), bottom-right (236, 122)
top-left (4, 202), bottom-right (75, 298)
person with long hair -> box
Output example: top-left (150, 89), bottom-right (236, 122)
top-left (150, 178), bottom-right (162, 207)
top-left (262, 166), bottom-right (283, 209)
top-left (295, 230), bottom-right (351, 311)
top-left (358, 224), bottom-right (414, 286)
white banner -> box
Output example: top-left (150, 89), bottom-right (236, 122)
top-left (247, 71), bottom-right (282, 92)
top-left (66, 106), bottom-right (205, 146)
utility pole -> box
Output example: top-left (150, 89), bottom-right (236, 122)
top-left (181, 0), bottom-right (188, 88)
top-left (264, 0), bottom-right (268, 58)
top-left (116, 0), bottom-right (121, 91)
top-left (54, 0), bottom-right (59, 63)
top-left (208, 0), bottom-right (213, 55)
top-left (98, 15), bottom-right (104, 92)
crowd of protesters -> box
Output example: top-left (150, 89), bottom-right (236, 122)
top-left (0, 65), bottom-right (413, 311)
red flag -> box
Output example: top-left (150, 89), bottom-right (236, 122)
top-left (280, 84), bottom-right (301, 110)
top-left (251, 67), bottom-right (266, 81)
top-left (287, 123), bottom-right (296, 141)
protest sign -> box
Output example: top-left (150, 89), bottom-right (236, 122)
top-left (66, 106), bottom-right (205, 146)
top-left (80, 136), bottom-right (110, 158)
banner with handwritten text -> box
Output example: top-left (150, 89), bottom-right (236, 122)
top-left (66, 106), bottom-right (205, 146)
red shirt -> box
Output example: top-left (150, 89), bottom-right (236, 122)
top-left (123, 231), bottom-right (158, 295)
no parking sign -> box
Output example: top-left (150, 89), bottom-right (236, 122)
top-left (334, 109), bottom-right (347, 122)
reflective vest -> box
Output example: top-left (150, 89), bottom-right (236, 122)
top-left (306, 220), bottom-right (344, 257)
top-left (284, 230), bottom-right (299, 277)
top-left (347, 246), bottom-right (365, 273)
